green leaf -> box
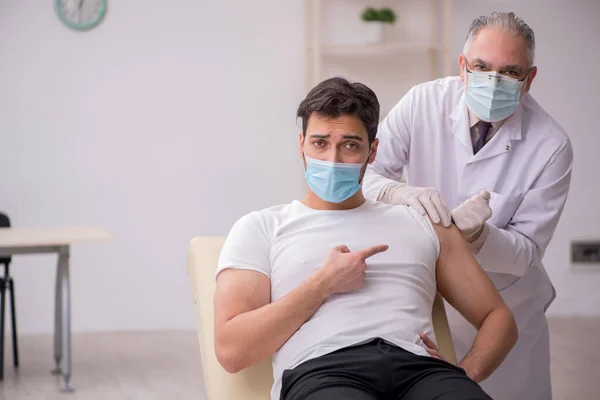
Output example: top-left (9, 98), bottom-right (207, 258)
top-left (361, 7), bottom-right (379, 22)
top-left (378, 8), bottom-right (397, 24)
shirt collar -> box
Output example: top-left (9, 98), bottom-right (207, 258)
top-left (467, 107), bottom-right (507, 131)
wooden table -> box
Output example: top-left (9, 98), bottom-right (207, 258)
top-left (0, 227), bottom-right (111, 392)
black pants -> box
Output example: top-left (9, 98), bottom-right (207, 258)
top-left (280, 338), bottom-right (492, 400)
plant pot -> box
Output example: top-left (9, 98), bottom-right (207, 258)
top-left (362, 22), bottom-right (384, 44)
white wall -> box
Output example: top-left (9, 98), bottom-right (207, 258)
top-left (0, 0), bottom-right (598, 334)
top-left (0, 0), bottom-right (305, 334)
top-left (319, 0), bottom-right (437, 117)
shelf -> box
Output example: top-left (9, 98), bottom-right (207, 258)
top-left (310, 42), bottom-right (442, 57)
top-left (304, 0), bottom-right (453, 90)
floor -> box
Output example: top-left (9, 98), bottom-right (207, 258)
top-left (0, 318), bottom-right (598, 400)
top-left (0, 331), bottom-right (205, 400)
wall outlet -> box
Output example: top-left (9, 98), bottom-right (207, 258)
top-left (571, 242), bottom-right (600, 263)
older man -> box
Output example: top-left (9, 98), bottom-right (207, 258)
top-left (363, 11), bottom-right (573, 400)
top-left (214, 77), bottom-right (517, 400)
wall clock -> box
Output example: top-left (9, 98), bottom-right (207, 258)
top-left (55, 0), bottom-right (107, 31)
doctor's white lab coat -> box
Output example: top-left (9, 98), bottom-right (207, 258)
top-left (363, 76), bottom-right (573, 400)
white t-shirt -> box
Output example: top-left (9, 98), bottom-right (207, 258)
top-left (216, 199), bottom-right (441, 400)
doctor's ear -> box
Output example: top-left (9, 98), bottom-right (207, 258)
top-left (524, 66), bottom-right (537, 93)
top-left (458, 54), bottom-right (467, 81)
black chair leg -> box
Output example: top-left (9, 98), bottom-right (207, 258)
top-left (9, 280), bottom-right (18, 368)
top-left (0, 280), bottom-right (5, 381)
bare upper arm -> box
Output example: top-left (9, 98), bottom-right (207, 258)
top-left (214, 269), bottom-right (271, 331)
top-left (433, 223), bottom-right (507, 329)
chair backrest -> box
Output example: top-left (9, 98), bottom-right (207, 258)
top-left (187, 236), bottom-right (456, 400)
top-left (0, 212), bottom-right (11, 265)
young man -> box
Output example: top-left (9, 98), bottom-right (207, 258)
top-left (214, 77), bottom-right (517, 400)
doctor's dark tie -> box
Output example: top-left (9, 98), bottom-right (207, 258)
top-left (474, 121), bottom-right (492, 154)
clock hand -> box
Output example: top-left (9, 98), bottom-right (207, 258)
top-left (78, 0), bottom-right (84, 24)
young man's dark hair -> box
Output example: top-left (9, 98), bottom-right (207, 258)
top-left (296, 77), bottom-right (380, 145)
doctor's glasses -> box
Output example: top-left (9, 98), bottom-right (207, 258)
top-left (463, 55), bottom-right (531, 82)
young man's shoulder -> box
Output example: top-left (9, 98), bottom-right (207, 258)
top-left (227, 201), bottom-right (302, 237)
top-left (237, 201), bottom-right (300, 221)
top-left (217, 202), bottom-right (300, 280)
top-left (370, 201), bottom-right (441, 257)
top-left (369, 200), bottom-right (425, 219)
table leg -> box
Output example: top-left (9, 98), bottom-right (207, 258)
top-left (58, 246), bottom-right (74, 393)
top-left (51, 255), bottom-right (62, 376)
top-left (0, 280), bottom-right (6, 381)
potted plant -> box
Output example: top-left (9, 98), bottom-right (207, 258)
top-left (360, 7), bottom-right (397, 44)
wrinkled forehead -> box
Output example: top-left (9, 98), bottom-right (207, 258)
top-left (306, 113), bottom-right (368, 141)
top-left (466, 27), bottom-right (530, 69)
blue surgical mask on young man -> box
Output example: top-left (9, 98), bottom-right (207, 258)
top-left (465, 68), bottom-right (527, 122)
top-left (304, 151), bottom-right (370, 203)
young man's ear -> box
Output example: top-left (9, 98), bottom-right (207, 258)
top-left (368, 138), bottom-right (379, 164)
top-left (298, 132), bottom-right (305, 158)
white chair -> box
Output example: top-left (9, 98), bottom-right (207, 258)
top-left (187, 236), bottom-right (457, 400)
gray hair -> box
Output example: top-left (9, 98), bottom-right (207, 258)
top-left (463, 12), bottom-right (536, 67)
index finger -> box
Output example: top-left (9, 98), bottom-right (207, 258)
top-left (358, 244), bottom-right (389, 259)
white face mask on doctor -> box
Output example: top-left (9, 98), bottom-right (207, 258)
top-left (465, 66), bottom-right (529, 123)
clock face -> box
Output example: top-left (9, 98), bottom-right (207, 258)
top-left (55, 0), bottom-right (107, 31)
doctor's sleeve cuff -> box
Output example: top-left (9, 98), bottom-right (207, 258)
top-left (473, 223), bottom-right (535, 277)
top-left (468, 223), bottom-right (489, 254)
top-left (362, 167), bottom-right (403, 202)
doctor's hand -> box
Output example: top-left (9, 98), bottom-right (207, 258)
top-left (317, 244), bottom-right (389, 296)
top-left (451, 190), bottom-right (492, 243)
top-left (387, 185), bottom-right (452, 227)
